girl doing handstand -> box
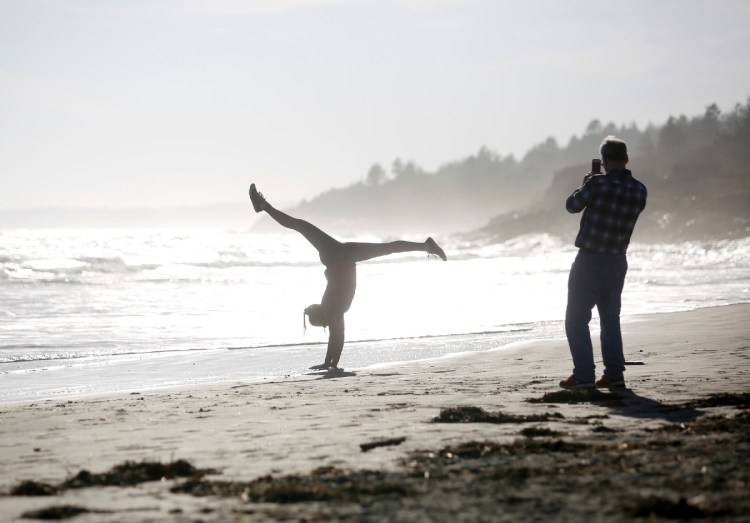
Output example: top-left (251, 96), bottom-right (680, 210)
top-left (249, 183), bottom-right (447, 370)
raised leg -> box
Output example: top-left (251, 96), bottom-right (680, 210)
top-left (343, 237), bottom-right (447, 263)
top-left (263, 202), bottom-right (342, 261)
top-left (342, 240), bottom-right (429, 263)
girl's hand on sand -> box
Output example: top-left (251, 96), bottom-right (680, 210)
top-left (309, 363), bottom-right (329, 370)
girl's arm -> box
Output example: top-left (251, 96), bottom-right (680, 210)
top-left (324, 314), bottom-right (345, 368)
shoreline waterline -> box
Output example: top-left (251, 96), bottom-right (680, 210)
top-left (2, 303), bottom-right (747, 405)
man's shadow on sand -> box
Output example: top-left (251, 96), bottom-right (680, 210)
top-left (531, 388), bottom-right (703, 423)
top-left (609, 389), bottom-right (703, 422)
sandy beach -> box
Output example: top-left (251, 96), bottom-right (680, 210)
top-left (0, 304), bottom-right (748, 522)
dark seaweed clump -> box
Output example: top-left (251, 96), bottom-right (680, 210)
top-left (683, 392), bottom-right (750, 409)
top-left (8, 459), bottom-right (214, 497)
top-left (21, 504), bottom-right (95, 520)
top-left (171, 466), bottom-right (410, 503)
top-left (647, 410), bottom-right (750, 434)
top-left (62, 459), bottom-right (209, 489)
top-left (413, 439), bottom-right (588, 461)
top-left (628, 496), bottom-right (718, 519)
top-left (433, 406), bottom-right (564, 424)
top-left (520, 426), bottom-right (561, 438)
top-left (360, 437), bottom-right (407, 452)
top-left (11, 480), bottom-right (58, 496)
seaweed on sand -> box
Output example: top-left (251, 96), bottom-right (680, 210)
top-left (10, 480), bottom-right (58, 496)
top-left (444, 439), bottom-right (588, 458)
top-left (520, 426), bottom-right (561, 438)
top-left (8, 459), bottom-right (215, 497)
top-left (627, 496), bottom-right (716, 519)
top-left (405, 438), bottom-right (593, 472)
top-left (171, 467), bottom-right (412, 503)
top-left (683, 392), bottom-right (750, 409)
top-left (647, 410), bottom-right (750, 435)
top-left (360, 436), bottom-right (407, 452)
top-left (432, 406), bottom-right (564, 424)
top-left (21, 504), bottom-right (96, 520)
top-left (61, 459), bottom-right (212, 489)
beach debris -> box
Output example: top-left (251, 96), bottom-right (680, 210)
top-left (61, 459), bottom-right (213, 489)
top-left (647, 410), bottom-right (750, 435)
top-left (408, 439), bottom-right (588, 468)
top-left (452, 439), bottom-right (581, 458)
top-left (11, 480), bottom-right (57, 496)
top-left (565, 415), bottom-right (610, 426)
top-left (360, 436), bottom-right (407, 452)
top-left (683, 392), bottom-right (750, 409)
top-left (171, 467), bottom-right (411, 503)
top-left (627, 496), bottom-right (713, 519)
top-left (432, 406), bottom-right (564, 424)
top-left (6, 398), bottom-right (749, 520)
top-left (21, 504), bottom-right (98, 520)
top-left (11, 428), bottom-right (745, 520)
top-left (8, 459), bottom-right (216, 497)
top-left (520, 426), bottom-right (561, 438)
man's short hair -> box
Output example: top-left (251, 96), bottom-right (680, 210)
top-left (600, 136), bottom-right (628, 162)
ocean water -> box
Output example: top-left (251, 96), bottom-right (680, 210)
top-left (1, 229), bottom-right (748, 402)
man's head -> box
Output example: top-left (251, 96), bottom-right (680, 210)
top-left (600, 136), bottom-right (628, 169)
top-left (304, 304), bottom-right (328, 328)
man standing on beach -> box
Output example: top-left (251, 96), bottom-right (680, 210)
top-left (559, 136), bottom-right (647, 390)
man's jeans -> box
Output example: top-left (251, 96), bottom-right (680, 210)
top-left (565, 250), bottom-right (628, 383)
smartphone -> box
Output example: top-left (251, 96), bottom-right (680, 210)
top-left (591, 159), bottom-right (602, 174)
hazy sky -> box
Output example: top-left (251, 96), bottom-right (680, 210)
top-left (1, 0), bottom-right (749, 210)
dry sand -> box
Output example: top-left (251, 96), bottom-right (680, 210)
top-left (0, 304), bottom-right (748, 522)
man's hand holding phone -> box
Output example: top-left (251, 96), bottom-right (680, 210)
top-left (583, 158), bottom-right (602, 184)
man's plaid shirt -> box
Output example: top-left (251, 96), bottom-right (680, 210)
top-left (566, 168), bottom-right (647, 255)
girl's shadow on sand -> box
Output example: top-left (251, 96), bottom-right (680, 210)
top-left (309, 369), bottom-right (358, 380)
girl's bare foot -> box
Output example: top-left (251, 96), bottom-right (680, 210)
top-left (426, 237), bottom-right (447, 261)
top-left (249, 183), bottom-right (267, 213)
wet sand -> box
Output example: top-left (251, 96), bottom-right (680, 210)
top-left (1, 304), bottom-right (748, 521)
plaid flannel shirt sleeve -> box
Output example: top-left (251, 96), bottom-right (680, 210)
top-left (566, 175), bottom-right (594, 213)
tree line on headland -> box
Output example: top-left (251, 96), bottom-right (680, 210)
top-left (255, 97), bottom-right (750, 243)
